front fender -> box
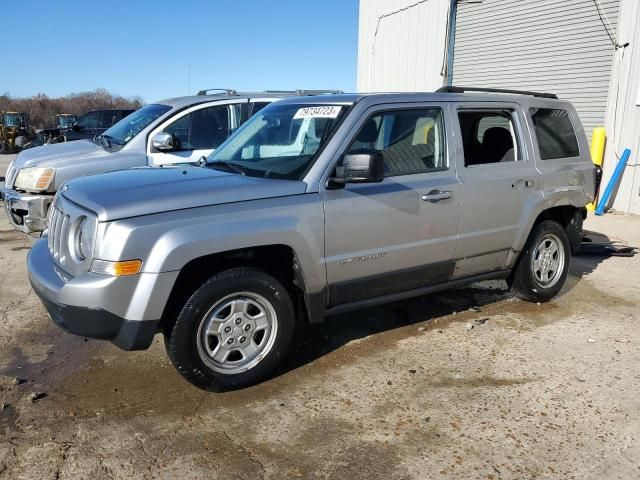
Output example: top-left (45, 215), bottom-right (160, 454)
top-left (95, 194), bottom-right (327, 297)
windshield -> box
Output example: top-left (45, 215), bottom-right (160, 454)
top-left (206, 103), bottom-right (347, 180)
top-left (57, 115), bottom-right (77, 128)
top-left (4, 113), bottom-right (22, 127)
top-left (101, 104), bottom-right (171, 146)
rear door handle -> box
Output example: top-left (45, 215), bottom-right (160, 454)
top-left (421, 190), bottom-right (453, 202)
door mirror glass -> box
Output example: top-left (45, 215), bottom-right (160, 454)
top-left (336, 152), bottom-right (384, 184)
top-left (72, 123), bottom-right (82, 131)
top-left (151, 132), bottom-right (176, 151)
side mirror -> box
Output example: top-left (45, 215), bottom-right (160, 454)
top-left (72, 123), bottom-right (82, 131)
top-left (151, 132), bottom-right (176, 151)
top-left (331, 152), bottom-right (384, 186)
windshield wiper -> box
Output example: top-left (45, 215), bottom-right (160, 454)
top-left (99, 134), bottom-right (121, 148)
top-left (98, 135), bottom-right (111, 148)
top-left (208, 160), bottom-right (247, 176)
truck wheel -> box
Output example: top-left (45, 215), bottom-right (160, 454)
top-left (165, 267), bottom-right (295, 391)
top-left (510, 220), bottom-right (571, 303)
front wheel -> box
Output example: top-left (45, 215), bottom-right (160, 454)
top-left (165, 267), bottom-right (295, 391)
top-left (511, 220), bottom-right (571, 302)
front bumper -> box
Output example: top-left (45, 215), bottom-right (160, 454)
top-left (28, 238), bottom-right (178, 351)
top-left (1, 187), bottom-right (52, 233)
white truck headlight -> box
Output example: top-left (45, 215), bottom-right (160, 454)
top-left (14, 167), bottom-right (55, 192)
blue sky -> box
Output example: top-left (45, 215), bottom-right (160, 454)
top-left (3, 0), bottom-right (359, 102)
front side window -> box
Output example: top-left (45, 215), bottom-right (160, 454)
top-left (102, 104), bottom-right (171, 146)
top-left (346, 108), bottom-right (447, 176)
top-left (458, 109), bottom-right (520, 166)
top-left (530, 108), bottom-right (580, 159)
top-left (4, 113), bottom-right (23, 127)
top-left (207, 103), bottom-right (347, 180)
top-left (164, 105), bottom-right (231, 150)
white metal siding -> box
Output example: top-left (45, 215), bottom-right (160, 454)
top-left (452, 0), bottom-right (620, 137)
top-left (602, 0), bottom-right (640, 214)
top-left (357, 0), bottom-right (451, 92)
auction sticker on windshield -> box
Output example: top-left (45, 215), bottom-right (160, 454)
top-left (294, 106), bottom-right (342, 119)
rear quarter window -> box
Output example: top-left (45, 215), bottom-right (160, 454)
top-left (530, 108), bottom-right (580, 160)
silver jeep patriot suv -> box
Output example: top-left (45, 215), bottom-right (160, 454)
top-left (27, 87), bottom-right (596, 390)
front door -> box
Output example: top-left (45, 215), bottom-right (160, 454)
top-left (322, 104), bottom-right (460, 306)
top-left (147, 102), bottom-right (239, 166)
top-left (453, 103), bottom-right (541, 278)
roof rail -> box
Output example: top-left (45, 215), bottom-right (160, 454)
top-left (436, 86), bottom-right (558, 99)
top-left (262, 89), bottom-right (344, 96)
top-left (197, 88), bottom-right (238, 96)
top-left (196, 88), bottom-right (344, 97)
top-left (296, 89), bottom-right (344, 96)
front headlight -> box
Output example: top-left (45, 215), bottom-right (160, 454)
top-left (73, 216), bottom-right (95, 261)
top-left (14, 167), bottom-right (55, 192)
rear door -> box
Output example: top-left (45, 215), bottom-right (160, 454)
top-left (453, 102), bottom-right (541, 278)
top-left (322, 103), bottom-right (460, 306)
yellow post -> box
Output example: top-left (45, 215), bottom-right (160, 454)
top-left (586, 126), bottom-right (606, 212)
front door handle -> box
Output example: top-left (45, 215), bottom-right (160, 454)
top-left (513, 179), bottom-right (535, 190)
top-left (421, 190), bottom-right (453, 202)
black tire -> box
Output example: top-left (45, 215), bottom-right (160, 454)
top-left (511, 220), bottom-right (571, 303)
top-left (165, 267), bottom-right (295, 391)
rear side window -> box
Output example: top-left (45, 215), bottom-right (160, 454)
top-left (530, 108), bottom-right (580, 159)
top-left (458, 109), bottom-right (520, 166)
top-left (100, 111), bottom-right (119, 129)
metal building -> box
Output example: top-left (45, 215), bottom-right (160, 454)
top-left (357, 0), bottom-right (640, 214)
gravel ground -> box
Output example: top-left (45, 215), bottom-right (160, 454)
top-left (0, 156), bottom-right (639, 479)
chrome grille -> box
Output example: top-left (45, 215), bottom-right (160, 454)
top-left (47, 202), bottom-right (71, 265)
top-left (46, 195), bottom-right (95, 277)
top-left (48, 204), bottom-right (66, 261)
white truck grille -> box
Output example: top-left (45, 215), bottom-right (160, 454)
top-left (5, 162), bottom-right (18, 188)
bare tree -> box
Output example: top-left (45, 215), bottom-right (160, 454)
top-left (0, 89), bottom-right (144, 129)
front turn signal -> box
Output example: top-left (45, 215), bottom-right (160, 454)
top-left (91, 259), bottom-right (142, 276)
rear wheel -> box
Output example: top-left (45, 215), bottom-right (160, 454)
top-left (165, 267), bottom-right (295, 391)
top-left (511, 220), bottom-right (570, 302)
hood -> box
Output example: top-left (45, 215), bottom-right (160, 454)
top-left (13, 140), bottom-right (108, 169)
top-left (61, 166), bottom-right (308, 221)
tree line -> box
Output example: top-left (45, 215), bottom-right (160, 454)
top-left (0, 89), bottom-right (144, 129)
